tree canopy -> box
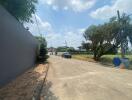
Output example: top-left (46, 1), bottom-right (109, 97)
top-left (56, 46), bottom-right (75, 52)
top-left (35, 36), bottom-right (48, 62)
top-left (0, 0), bottom-right (38, 22)
top-left (83, 14), bottom-right (132, 60)
top-left (35, 36), bottom-right (47, 47)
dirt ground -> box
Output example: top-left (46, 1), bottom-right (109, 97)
top-left (41, 56), bottom-right (132, 100)
top-left (0, 64), bottom-right (47, 100)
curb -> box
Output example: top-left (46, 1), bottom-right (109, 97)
top-left (32, 63), bottom-right (50, 100)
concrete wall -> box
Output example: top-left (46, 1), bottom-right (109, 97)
top-left (0, 5), bottom-right (38, 87)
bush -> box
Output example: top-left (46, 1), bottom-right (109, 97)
top-left (35, 36), bottom-right (48, 63)
top-left (37, 43), bottom-right (48, 62)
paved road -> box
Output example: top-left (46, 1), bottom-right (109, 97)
top-left (41, 56), bottom-right (132, 100)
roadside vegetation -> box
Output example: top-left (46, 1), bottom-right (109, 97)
top-left (70, 12), bottom-right (132, 69)
top-left (0, 0), bottom-right (38, 22)
top-left (72, 54), bottom-right (132, 69)
top-left (35, 36), bottom-right (48, 62)
top-left (82, 14), bottom-right (132, 61)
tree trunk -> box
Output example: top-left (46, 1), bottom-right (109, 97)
top-left (93, 52), bottom-right (97, 60)
top-left (93, 53), bottom-right (103, 61)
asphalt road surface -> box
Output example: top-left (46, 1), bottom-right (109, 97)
top-left (41, 56), bottom-right (132, 100)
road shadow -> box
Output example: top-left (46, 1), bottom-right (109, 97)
top-left (98, 62), bottom-right (114, 68)
top-left (41, 81), bottom-right (59, 100)
top-left (92, 57), bottom-right (114, 68)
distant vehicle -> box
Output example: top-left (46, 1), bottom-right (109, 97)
top-left (62, 52), bottom-right (72, 58)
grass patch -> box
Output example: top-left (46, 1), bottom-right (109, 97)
top-left (72, 54), bottom-right (132, 69)
top-left (72, 54), bottom-right (95, 62)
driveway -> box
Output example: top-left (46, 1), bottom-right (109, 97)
top-left (41, 56), bottom-right (132, 100)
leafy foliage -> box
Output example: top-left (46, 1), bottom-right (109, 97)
top-left (35, 36), bottom-right (48, 62)
top-left (0, 0), bottom-right (38, 22)
top-left (39, 43), bottom-right (48, 61)
top-left (84, 15), bottom-right (132, 60)
top-left (56, 46), bottom-right (75, 52)
top-left (35, 36), bottom-right (47, 47)
top-left (81, 42), bottom-right (91, 51)
top-left (67, 47), bottom-right (75, 52)
top-left (56, 46), bottom-right (67, 52)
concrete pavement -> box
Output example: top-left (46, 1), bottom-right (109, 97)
top-left (41, 56), bottom-right (132, 100)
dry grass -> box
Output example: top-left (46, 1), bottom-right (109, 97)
top-left (72, 54), bottom-right (96, 62)
top-left (0, 64), bottom-right (47, 100)
top-left (72, 54), bottom-right (132, 69)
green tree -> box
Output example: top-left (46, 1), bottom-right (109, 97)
top-left (56, 46), bottom-right (75, 52)
top-left (35, 36), bottom-right (48, 62)
top-left (84, 15), bottom-right (132, 61)
top-left (67, 47), bottom-right (75, 52)
top-left (114, 14), bottom-right (132, 57)
top-left (56, 46), bottom-right (68, 52)
top-left (0, 0), bottom-right (38, 22)
top-left (35, 36), bottom-right (47, 47)
top-left (81, 42), bottom-right (91, 51)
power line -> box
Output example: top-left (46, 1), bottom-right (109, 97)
top-left (34, 14), bottom-right (42, 37)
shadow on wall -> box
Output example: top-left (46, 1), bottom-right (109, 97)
top-left (41, 81), bottom-right (59, 100)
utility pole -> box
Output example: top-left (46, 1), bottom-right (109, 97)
top-left (65, 40), bottom-right (68, 52)
top-left (34, 14), bottom-right (43, 40)
top-left (117, 10), bottom-right (125, 58)
top-left (65, 40), bottom-right (68, 47)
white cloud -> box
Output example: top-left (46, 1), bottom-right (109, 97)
top-left (71, 0), bottom-right (96, 12)
top-left (90, 0), bottom-right (132, 20)
top-left (40, 0), bottom-right (96, 12)
top-left (46, 28), bottom-right (85, 48)
top-left (46, 0), bottom-right (54, 5)
top-left (64, 6), bottom-right (68, 10)
top-left (52, 5), bottom-right (59, 11)
top-left (24, 15), bottom-right (85, 48)
top-left (63, 29), bottom-right (85, 47)
top-left (24, 15), bottom-right (52, 36)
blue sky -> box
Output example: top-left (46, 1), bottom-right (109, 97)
top-left (25, 0), bottom-right (132, 48)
